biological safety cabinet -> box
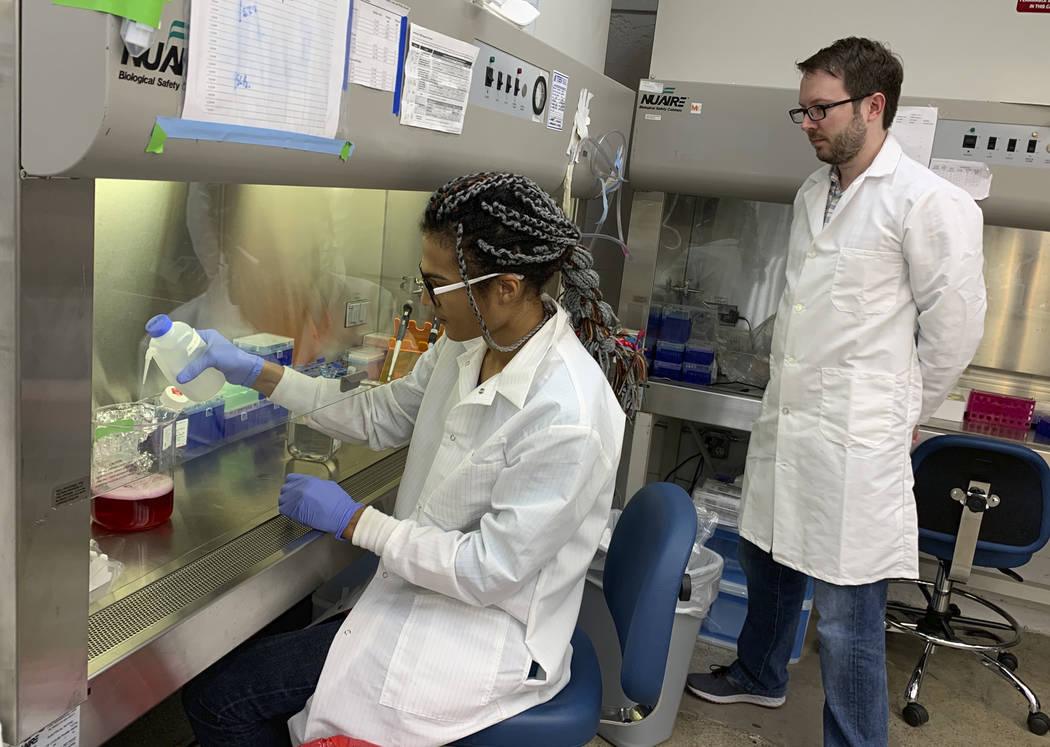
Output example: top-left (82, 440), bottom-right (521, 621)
top-left (0, 1), bottom-right (633, 743)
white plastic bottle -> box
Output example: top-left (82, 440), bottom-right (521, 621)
top-left (145, 314), bottom-right (226, 402)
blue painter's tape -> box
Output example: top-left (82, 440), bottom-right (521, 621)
top-left (155, 117), bottom-right (353, 158)
top-left (392, 15), bottom-right (408, 116)
top-left (342, 0), bottom-right (355, 90)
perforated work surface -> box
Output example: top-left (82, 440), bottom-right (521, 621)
top-left (88, 449), bottom-right (406, 661)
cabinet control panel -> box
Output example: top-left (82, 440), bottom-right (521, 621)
top-left (468, 40), bottom-right (550, 124)
top-left (932, 119), bottom-right (1050, 169)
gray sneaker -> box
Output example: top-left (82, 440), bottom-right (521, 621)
top-left (685, 666), bottom-right (786, 707)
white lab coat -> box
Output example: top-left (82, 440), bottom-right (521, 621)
top-left (269, 303), bottom-right (626, 746)
top-left (739, 135), bottom-right (987, 585)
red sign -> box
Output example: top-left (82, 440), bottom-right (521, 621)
top-left (1018, 1), bottom-right (1050, 11)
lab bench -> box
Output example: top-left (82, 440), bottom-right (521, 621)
top-left (625, 379), bottom-right (1050, 620)
top-left (82, 428), bottom-right (406, 745)
top-left (627, 380), bottom-right (1050, 498)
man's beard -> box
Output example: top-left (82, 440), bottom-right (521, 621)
top-left (813, 113), bottom-right (867, 165)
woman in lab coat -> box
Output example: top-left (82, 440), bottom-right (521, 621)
top-left (180, 172), bottom-right (645, 747)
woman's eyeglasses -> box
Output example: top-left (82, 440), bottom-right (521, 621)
top-left (419, 263), bottom-right (525, 305)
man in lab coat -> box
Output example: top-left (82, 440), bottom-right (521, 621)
top-left (686, 37), bottom-right (986, 746)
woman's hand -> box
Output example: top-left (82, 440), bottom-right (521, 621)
top-left (279, 473), bottom-right (364, 541)
top-left (177, 329), bottom-right (265, 387)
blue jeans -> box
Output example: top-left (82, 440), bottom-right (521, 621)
top-left (182, 618), bottom-right (343, 747)
top-left (727, 538), bottom-right (889, 747)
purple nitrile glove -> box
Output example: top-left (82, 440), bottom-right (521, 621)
top-left (177, 329), bottom-right (265, 387)
top-left (279, 473), bottom-right (364, 539)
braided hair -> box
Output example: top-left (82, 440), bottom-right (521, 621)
top-left (422, 172), bottom-right (646, 416)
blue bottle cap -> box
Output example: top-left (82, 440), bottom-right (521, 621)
top-left (146, 314), bottom-right (173, 338)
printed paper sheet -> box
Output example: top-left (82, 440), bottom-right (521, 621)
top-left (398, 24), bottom-right (479, 135)
top-left (347, 0), bottom-right (409, 92)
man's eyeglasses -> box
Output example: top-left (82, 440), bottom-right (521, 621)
top-left (419, 263), bottom-right (525, 305)
top-left (788, 94), bottom-right (872, 124)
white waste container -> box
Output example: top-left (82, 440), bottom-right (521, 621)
top-left (578, 542), bottom-right (723, 747)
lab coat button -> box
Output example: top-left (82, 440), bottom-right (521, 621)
top-left (794, 303), bottom-right (804, 312)
top-left (786, 355), bottom-right (795, 365)
top-left (382, 572), bottom-right (389, 579)
top-left (450, 434), bottom-right (456, 441)
top-left (782, 407), bottom-right (790, 415)
top-left (807, 251), bottom-right (817, 258)
top-left (479, 387), bottom-right (485, 394)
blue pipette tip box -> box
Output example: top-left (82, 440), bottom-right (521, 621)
top-left (233, 333), bottom-right (294, 366)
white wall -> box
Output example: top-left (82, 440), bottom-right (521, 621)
top-left (651, 0), bottom-right (1050, 104)
top-left (531, 0), bottom-right (612, 73)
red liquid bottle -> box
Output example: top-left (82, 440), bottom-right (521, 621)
top-left (92, 474), bottom-right (175, 532)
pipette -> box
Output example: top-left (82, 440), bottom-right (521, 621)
top-left (386, 302), bottom-right (413, 383)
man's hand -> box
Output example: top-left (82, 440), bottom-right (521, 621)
top-left (913, 426), bottom-right (920, 444)
top-left (279, 473), bottom-right (363, 540)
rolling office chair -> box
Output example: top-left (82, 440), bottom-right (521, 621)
top-left (886, 434), bottom-right (1050, 735)
top-left (451, 481), bottom-right (699, 747)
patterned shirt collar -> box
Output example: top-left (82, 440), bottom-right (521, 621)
top-left (824, 167), bottom-right (843, 227)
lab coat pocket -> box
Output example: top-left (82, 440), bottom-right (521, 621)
top-left (829, 247), bottom-right (903, 314)
top-left (379, 593), bottom-right (509, 721)
top-left (818, 368), bottom-right (896, 448)
top-left (424, 444), bottom-right (506, 529)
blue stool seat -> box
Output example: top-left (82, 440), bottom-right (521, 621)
top-left (451, 628), bottom-right (601, 747)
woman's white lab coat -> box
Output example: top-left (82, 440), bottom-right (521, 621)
top-left (740, 135), bottom-right (987, 585)
top-left (269, 304), bottom-right (626, 746)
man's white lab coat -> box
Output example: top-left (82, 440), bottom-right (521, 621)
top-left (269, 304), bottom-right (626, 746)
top-left (740, 134), bottom-right (987, 585)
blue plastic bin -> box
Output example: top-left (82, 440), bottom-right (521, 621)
top-left (182, 398), bottom-right (225, 450)
top-left (685, 343), bottom-right (716, 365)
top-left (659, 305), bottom-right (692, 343)
top-left (652, 360), bottom-right (682, 380)
top-left (655, 340), bottom-right (686, 364)
top-left (705, 525), bottom-right (745, 586)
top-left (682, 362), bottom-right (715, 385)
top-left (700, 525), bottom-right (814, 663)
top-left (645, 304), bottom-right (663, 351)
top-left (234, 333), bottom-right (294, 366)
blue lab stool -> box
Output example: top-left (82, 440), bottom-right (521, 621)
top-left (453, 482), bottom-right (698, 747)
top-left (886, 434), bottom-right (1050, 735)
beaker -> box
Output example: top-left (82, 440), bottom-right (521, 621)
top-left (91, 401), bottom-right (178, 532)
top-left (286, 417), bottom-right (340, 462)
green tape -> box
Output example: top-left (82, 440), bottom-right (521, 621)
top-left (339, 141), bottom-right (352, 162)
top-left (53, 0), bottom-right (170, 28)
top-left (145, 123), bottom-right (167, 154)
top-left (94, 418), bottom-right (135, 441)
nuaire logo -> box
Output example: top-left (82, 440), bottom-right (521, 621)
top-left (639, 85), bottom-right (687, 112)
top-left (119, 20), bottom-right (186, 76)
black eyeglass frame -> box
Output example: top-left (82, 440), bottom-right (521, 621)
top-left (419, 264), bottom-right (440, 306)
top-left (788, 93), bottom-right (873, 124)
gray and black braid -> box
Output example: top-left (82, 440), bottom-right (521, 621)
top-left (423, 172), bottom-right (646, 415)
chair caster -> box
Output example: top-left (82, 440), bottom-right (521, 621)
top-left (902, 702), bottom-right (929, 727)
top-left (1029, 712), bottom-right (1050, 736)
top-left (997, 651), bottom-right (1019, 672)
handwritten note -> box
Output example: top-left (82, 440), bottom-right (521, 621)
top-left (347, 0), bottom-right (409, 92)
top-left (182, 0), bottom-right (352, 139)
